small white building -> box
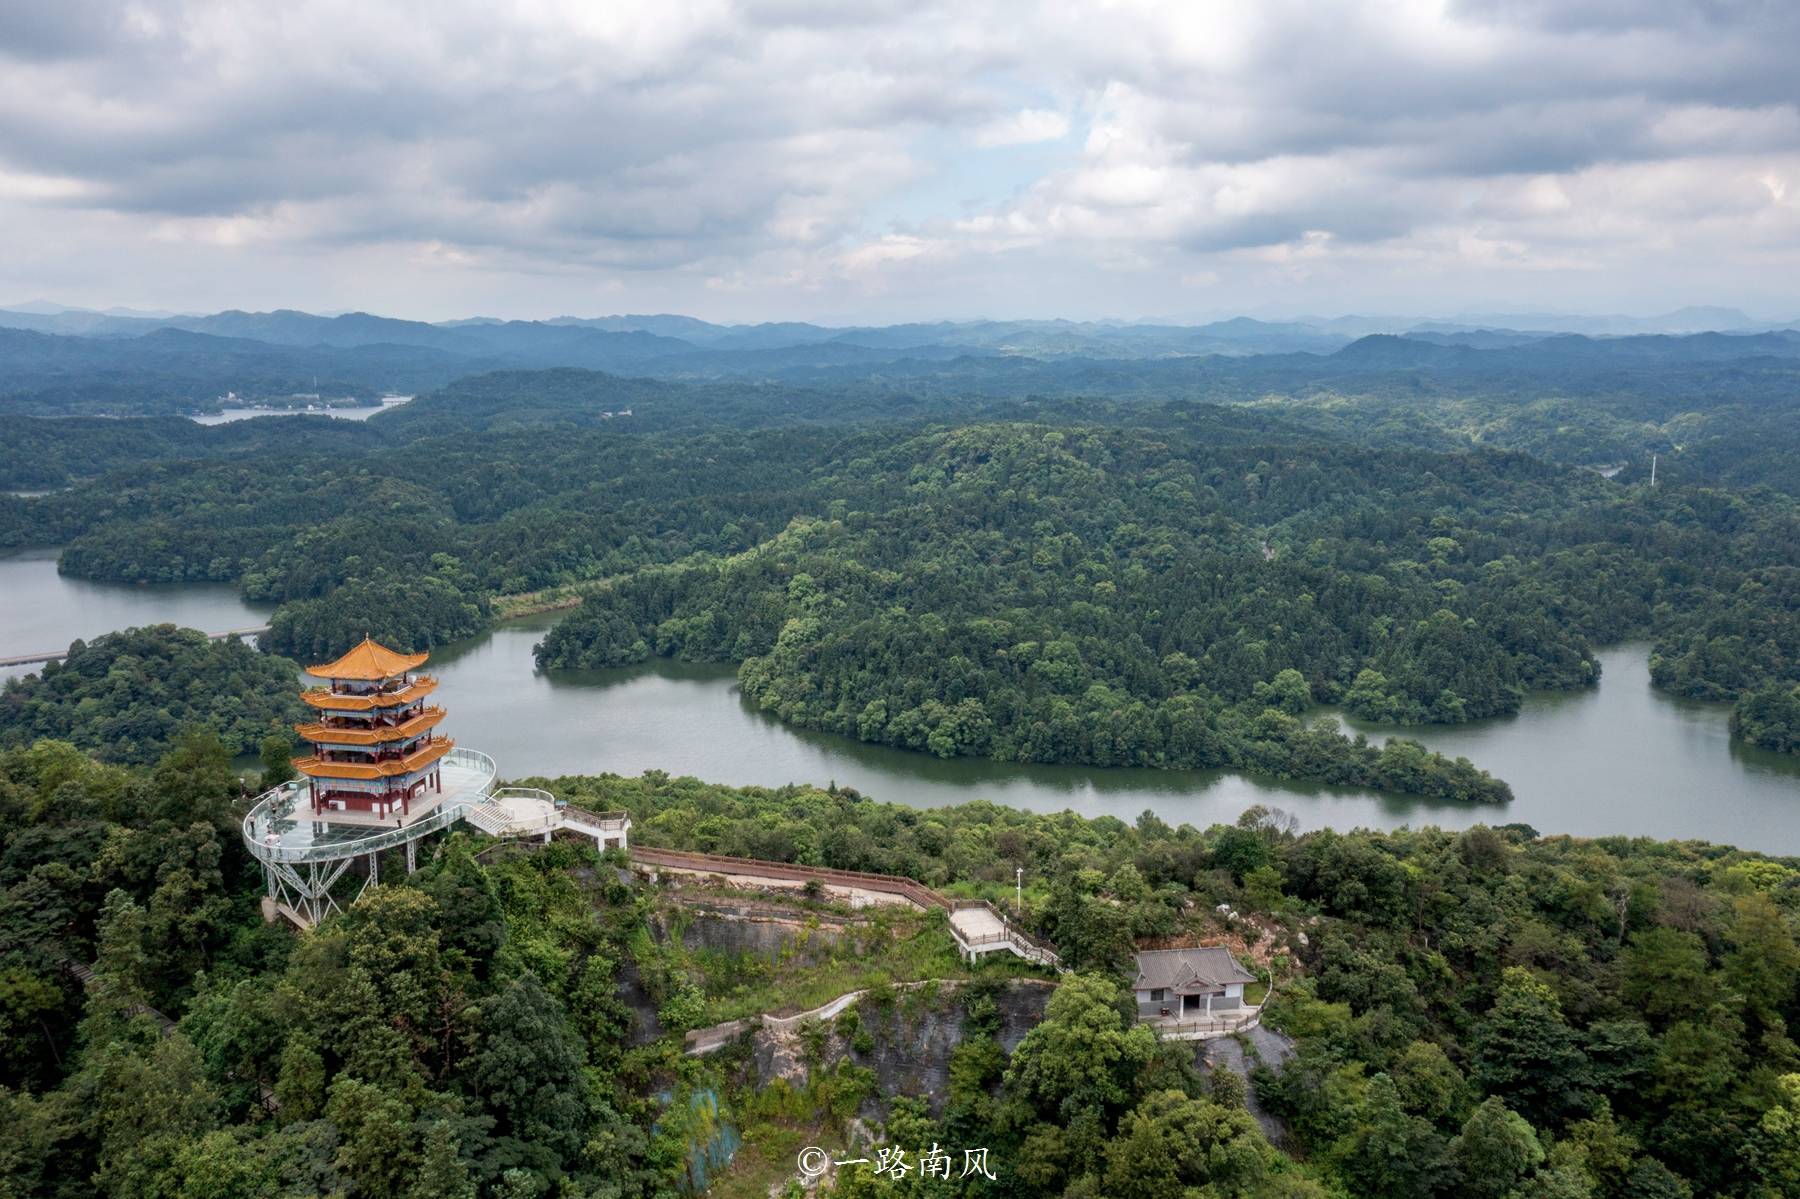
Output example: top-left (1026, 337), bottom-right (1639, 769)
top-left (1133, 947), bottom-right (1255, 1019)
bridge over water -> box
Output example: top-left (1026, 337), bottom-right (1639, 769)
top-left (0, 625), bottom-right (272, 669)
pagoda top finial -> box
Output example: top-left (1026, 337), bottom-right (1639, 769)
top-left (306, 636), bottom-right (429, 681)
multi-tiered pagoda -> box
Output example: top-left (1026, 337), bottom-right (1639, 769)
top-left (295, 637), bottom-right (453, 819)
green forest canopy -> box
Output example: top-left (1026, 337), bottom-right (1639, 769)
top-left (0, 625), bottom-right (304, 765)
top-left (1, 739), bottom-right (1796, 1198)
top-left (6, 376), bottom-right (1796, 781)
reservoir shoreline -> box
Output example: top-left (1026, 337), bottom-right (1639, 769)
top-left (5, 549), bottom-right (1796, 852)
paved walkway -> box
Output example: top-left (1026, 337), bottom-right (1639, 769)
top-left (1203, 1024), bottom-right (1295, 1144)
top-left (632, 848), bottom-right (1063, 969)
top-left (630, 847), bottom-right (943, 910)
top-left (949, 906), bottom-right (1005, 942)
top-left (684, 980), bottom-right (975, 1056)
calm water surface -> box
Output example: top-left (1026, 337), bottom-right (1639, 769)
top-left (4, 553), bottom-right (1796, 851)
top-left (424, 615), bottom-right (1800, 852)
top-left (1, 549), bottom-right (272, 681)
top-left (187, 396), bottom-right (411, 425)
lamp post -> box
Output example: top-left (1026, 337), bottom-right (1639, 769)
top-left (1015, 866), bottom-right (1023, 917)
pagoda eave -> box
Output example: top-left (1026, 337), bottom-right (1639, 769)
top-left (294, 738), bottom-right (455, 781)
top-left (301, 677), bottom-right (438, 711)
top-left (306, 637), bottom-right (431, 681)
top-left (295, 706), bottom-right (446, 746)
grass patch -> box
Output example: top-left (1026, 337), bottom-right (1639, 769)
top-left (1244, 981), bottom-right (1270, 1006)
top-left (691, 912), bottom-right (969, 1024)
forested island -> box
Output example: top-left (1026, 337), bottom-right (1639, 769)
top-left (5, 354), bottom-right (1796, 787)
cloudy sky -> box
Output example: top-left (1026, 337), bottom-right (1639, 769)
top-left (2, 0), bottom-right (1796, 322)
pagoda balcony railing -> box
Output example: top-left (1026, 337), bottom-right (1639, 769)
top-left (298, 707), bottom-right (445, 745)
top-left (295, 737), bottom-right (454, 780)
top-left (301, 676), bottom-right (438, 711)
top-left (323, 674), bottom-right (418, 696)
top-left (243, 747), bottom-right (497, 865)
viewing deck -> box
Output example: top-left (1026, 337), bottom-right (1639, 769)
top-left (243, 747), bottom-right (496, 866)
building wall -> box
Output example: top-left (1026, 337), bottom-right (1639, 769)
top-left (1134, 982), bottom-right (1247, 1018)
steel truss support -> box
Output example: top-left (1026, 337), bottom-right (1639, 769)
top-left (265, 855), bottom-right (357, 928)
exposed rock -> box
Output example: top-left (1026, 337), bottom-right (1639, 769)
top-left (742, 979), bottom-right (1055, 1118)
top-left (650, 905), bottom-right (853, 967)
top-left (615, 956), bottom-right (665, 1047)
top-left (1201, 1025), bottom-right (1297, 1146)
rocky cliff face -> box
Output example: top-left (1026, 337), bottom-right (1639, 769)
top-left (650, 902), bottom-right (856, 966)
top-left (749, 979), bottom-right (1055, 1116)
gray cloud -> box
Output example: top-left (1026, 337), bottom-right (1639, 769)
top-left (0, 0), bottom-right (1794, 320)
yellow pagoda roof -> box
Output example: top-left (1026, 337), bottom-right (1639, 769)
top-left (294, 738), bottom-right (454, 781)
top-left (296, 707), bottom-right (445, 747)
top-left (307, 637), bottom-right (430, 681)
top-left (302, 676), bottom-right (437, 711)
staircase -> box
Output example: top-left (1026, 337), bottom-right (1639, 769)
top-left (948, 902), bottom-right (1065, 971)
top-left (463, 797), bottom-right (515, 836)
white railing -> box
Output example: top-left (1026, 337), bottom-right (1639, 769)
top-left (948, 901), bottom-right (1063, 970)
top-left (557, 803), bottom-right (631, 834)
top-left (241, 747), bottom-right (496, 865)
top-left (1147, 1005), bottom-right (1263, 1040)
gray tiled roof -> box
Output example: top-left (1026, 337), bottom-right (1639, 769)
top-left (1132, 947), bottom-right (1255, 992)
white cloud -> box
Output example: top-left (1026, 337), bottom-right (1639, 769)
top-left (0, 0), bottom-right (1795, 320)
top-left (971, 108), bottom-right (1070, 148)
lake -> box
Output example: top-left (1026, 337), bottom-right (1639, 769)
top-left (0, 548), bottom-right (273, 681)
top-left (187, 396), bottom-right (412, 425)
top-left (3, 551), bottom-right (1796, 851)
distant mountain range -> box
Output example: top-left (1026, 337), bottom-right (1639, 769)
top-left (2, 302), bottom-right (1798, 417)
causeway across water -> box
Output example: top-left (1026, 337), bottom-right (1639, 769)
top-left (0, 624), bottom-right (272, 668)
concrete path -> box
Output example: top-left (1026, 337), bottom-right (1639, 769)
top-left (949, 906), bottom-right (1005, 942)
top-left (684, 980), bottom-right (965, 1056)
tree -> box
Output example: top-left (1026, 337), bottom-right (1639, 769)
top-left (275, 1035), bottom-right (327, 1121)
top-left (85, 1033), bottom-right (222, 1199)
top-left (466, 972), bottom-right (590, 1172)
top-left (1391, 1039), bottom-right (1473, 1128)
top-left (1449, 1097), bottom-right (1546, 1199)
top-left (1330, 1072), bottom-right (1450, 1199)
top-left (1003, 974), bottom-right (1157, 1124)
top-left (426, 837), bottom-right (507, 977)
top-left (1102, 1089), bottom-right (1273, 1199)
top-left (93, 888), bottom-right (152, 1005)
top-left (1470, 968), bottom-right (1592, 1127)
top-left (1753, 1074), bottom-right (1800, 1198)
top-left (326, 1076), bottom-right (421, 1199)
top-left (1723, 894), bottom-right (1800, 1018)
top-left (164, 1129), bottom-right (276, 1199)
top-left (150, 729), bottom-right (242, 830)
top-left (409, 1120), bottom-right (477, 1199)
top-left (0, 968), bottom-right (64, 1090)
top-left (259, 732), bottom-right (295, 786)
top-left (1619, 928), bottom-right (1711, 1024)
